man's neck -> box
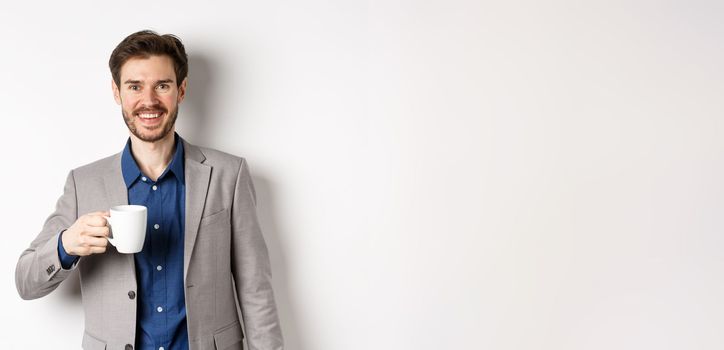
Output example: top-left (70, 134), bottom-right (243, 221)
top-left (129, 131), bottom-right (176, 181)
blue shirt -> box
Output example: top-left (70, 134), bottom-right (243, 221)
top-left (59, 134), bottom-right (188, 350)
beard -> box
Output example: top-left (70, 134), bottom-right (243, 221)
top-left (122, 105), bottom-right (178, 143)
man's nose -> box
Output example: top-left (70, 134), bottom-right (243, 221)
top-left (140, 88), bottom-right (160, 106)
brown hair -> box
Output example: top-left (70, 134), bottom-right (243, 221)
top-left (109, 30), bottom-right (188, 87)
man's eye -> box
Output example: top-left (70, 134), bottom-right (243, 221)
top-left (129, 85), bottom-right (140, 91)
top-left (157, 84), bottom-right (169, 90)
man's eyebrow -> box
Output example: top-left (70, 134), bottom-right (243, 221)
top-left (122, 79), bottom-right (175, 85)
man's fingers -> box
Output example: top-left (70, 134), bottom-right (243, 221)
top-left (84, 225), bottom-right (110, 237)
top-left (80, 236), bottom-right (108, 248)
top-left (86, 210), bottom-right (110, 216)
top-left (88, 246), bottom-right (107, 254)
top-left (85, 215), bottom-right (109, 227)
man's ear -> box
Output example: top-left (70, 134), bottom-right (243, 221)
top-left (177, 77), bottom-right (187, 103)
top-left (112, 79), bottom-right (121, 105)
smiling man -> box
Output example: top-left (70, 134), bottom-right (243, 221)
top-left (15, 30), bottom-right (284, 350)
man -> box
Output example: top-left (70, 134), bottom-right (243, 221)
top-left (15, 30), bottom-right (284, 350)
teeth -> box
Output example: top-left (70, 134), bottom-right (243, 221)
top-left (138, 113), bottom-right (161, 119)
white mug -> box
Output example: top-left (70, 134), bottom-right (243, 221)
top-left (105, 205), bottom-right (147, 254)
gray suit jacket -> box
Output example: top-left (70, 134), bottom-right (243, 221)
top-left (15, 139), bottom-right (284, 350)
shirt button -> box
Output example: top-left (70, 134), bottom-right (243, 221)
top-left (157, 306), bottom-right (163, 312)
top-left (152, 185), bottom-right (158, 191)
top-left (141, 176), bottom-right (147, 182)
top-left (159, 347), bottom-right (165, 350)
top-left (157, 265), bottom-right (163, 271)
top-left (154, 224), bottom-right (160, 230)
top-left (128, 291), bottom-right (136, 299)
top-left (125, 345), bottom-right (133, 350)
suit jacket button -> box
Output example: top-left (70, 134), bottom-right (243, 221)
top-left (125, 344), bottom-right (133, 350)
top-left (128, 291), bottom-right (136, 300)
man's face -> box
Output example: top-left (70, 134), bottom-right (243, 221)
top-left (112, 55), bottom-right (186, 143)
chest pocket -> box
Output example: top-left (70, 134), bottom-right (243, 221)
top-left (197, 208), bottom-right (231, 250)
top-left (199, 208), bottom-right (229, 228)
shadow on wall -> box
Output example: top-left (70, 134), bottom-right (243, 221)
top-left (56, 53), bottom-right (306, 350)
top-left (253, 176), bottom-right (307, 350)
top-left (182, 53), bottom-right (215, 144)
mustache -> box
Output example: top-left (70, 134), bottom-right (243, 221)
top-left (134, 106), bottom-right (167, 114)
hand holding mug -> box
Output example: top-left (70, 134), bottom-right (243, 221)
top-left (61, 205), bottom-right (147, 256)
top-left (61, 211), bottom-right (111, 256)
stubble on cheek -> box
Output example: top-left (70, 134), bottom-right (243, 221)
top-left (122, 109), bottom-right (138, 135)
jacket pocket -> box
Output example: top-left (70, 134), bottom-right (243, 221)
top-left (82, 331), bottom-right (107, 350)
top-left (200, 208), bottom-right (229, 227)
top-left (213, 320), bottom-right (244, 350)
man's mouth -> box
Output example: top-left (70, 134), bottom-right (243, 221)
top-left (136, 111), bottom-right (164, 119)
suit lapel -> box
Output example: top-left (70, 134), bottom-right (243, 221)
top-left (183, 140), bottom-right (211, 280)
top-left (103, 153), bottom-right (129, 207)
top-left (102, 152), bottom-right (135, 271)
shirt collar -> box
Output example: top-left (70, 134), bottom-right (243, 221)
top-left (121, 133), bottom-right (185, 188)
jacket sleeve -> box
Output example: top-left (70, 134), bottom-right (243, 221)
top-left (15, 170), bottom-right (79, 300)
top-left (230, 158), bottom-right (284, 350)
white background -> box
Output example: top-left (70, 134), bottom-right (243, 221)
top-left (2, 1), bottom-right (723, 349)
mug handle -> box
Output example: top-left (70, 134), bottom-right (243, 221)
top-left (103, 216), bottom-right (116, 247)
